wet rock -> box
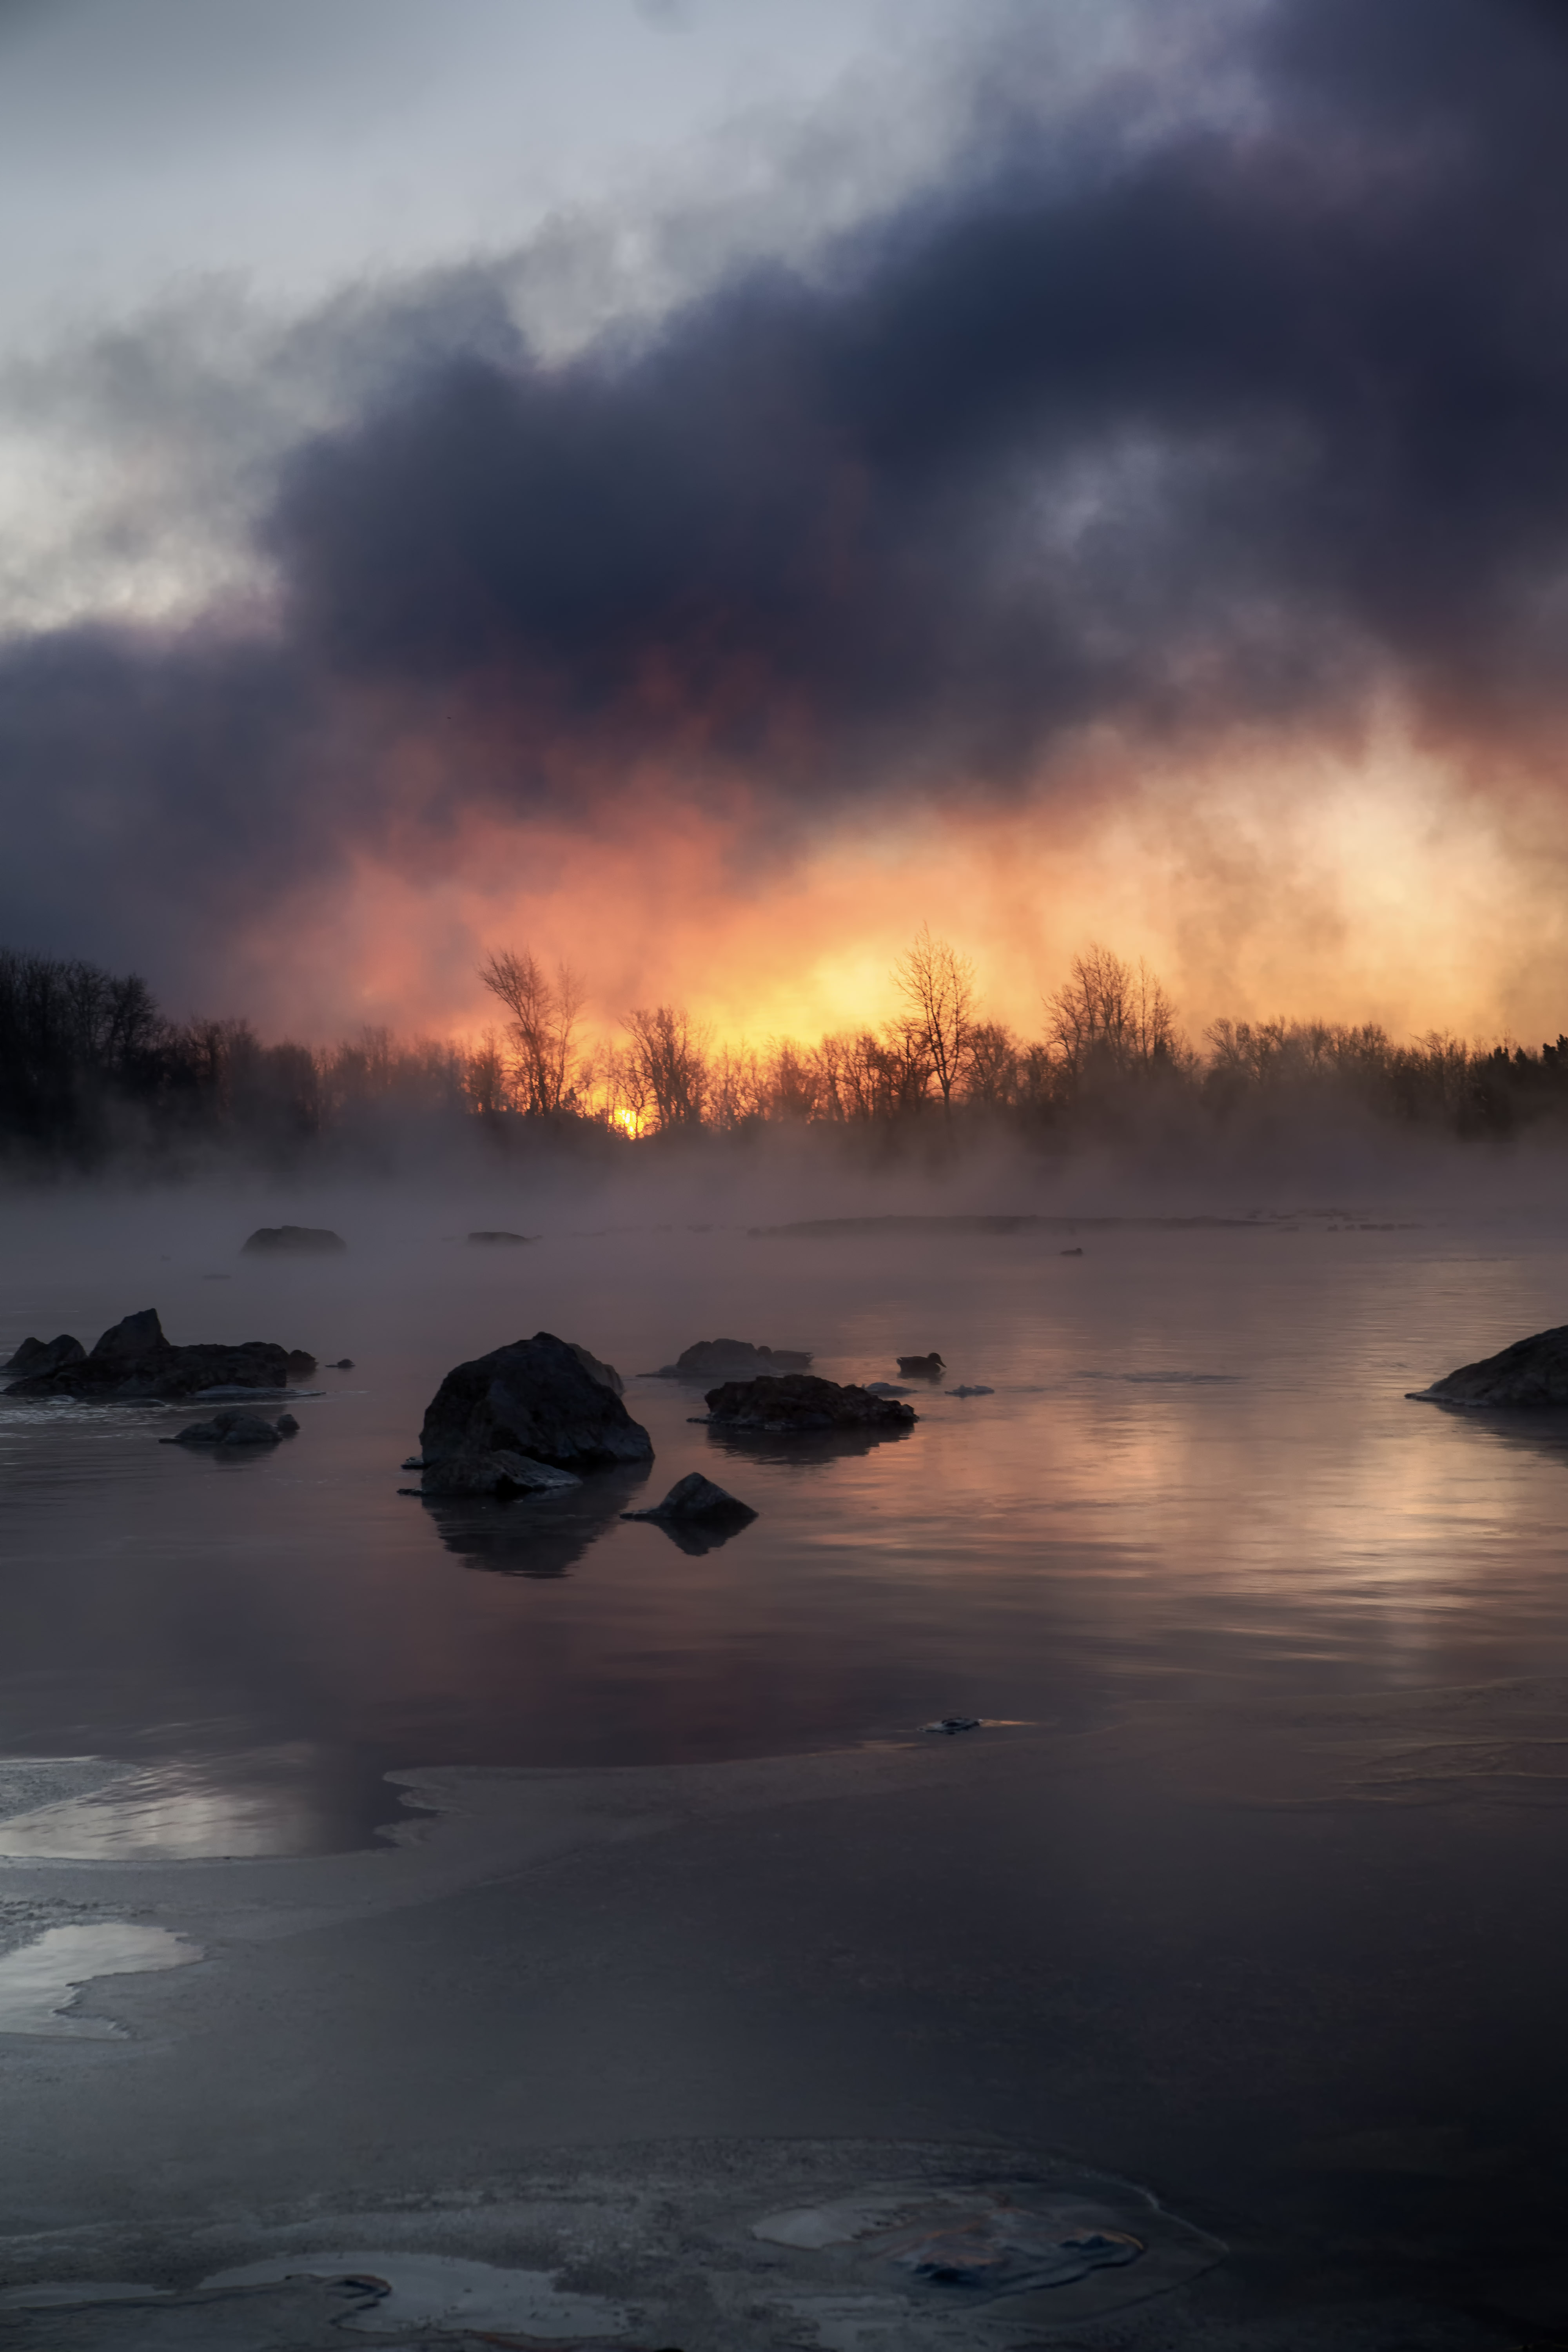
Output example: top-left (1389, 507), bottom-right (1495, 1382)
top-left (467, 1229), bottom-right (532, 1245)
top-left (4, 1310), bottom-right (307, 1402)
top-left (622, 1472), bottom-right (757, 1527)
top-left (330, 1358), bottom-right (355, 1369)
top-left (241, 1225), bottom-right (347, 1254)
top-left (1061, 1245), bottom-right (1084, 1256)
top-left (924, 1715), bottom-right (982, 1734)
top-left (274, 1414), bottom-right (299, 1436)
top-left (650, 1337), bottom-right (813, 1379)
top-left (420, 1447), bottom-right (583, 1498)
top-left (2, 1333), bottom-right (85, 1377)
top-left (1411, 1323), bottom-right (1568, 1406)
top-left (418, 1331), bottom-right (652, 1495)
top-left (701, 1373), bottom-right (917, 1434)
top-left (400, 1455), bottom-right (425, 1471)
top-left (898, 1352), bottom-right (945, 1379)
top-left (162, 1408), bottom-right (283, 1448)
top-left (866, 1380), bottom-right (913, 1395)
top-left (946, 1385), bottom-right (995, 1398)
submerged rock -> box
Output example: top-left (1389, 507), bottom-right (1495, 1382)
top-left (1412, 1324), bottom-right (1568, 1406)
top-left (467, 1229), bottom-right (532, 1245)
top-left (4, 1309), bottom-right (313, 1402)
top-left (421, 1447), bottom-right (583, 1498)
top-left (866, 1380), bottom-right (913, 1396)
top-left (275, 1413), bottom-right (299, 1436)
top-left (946, 1385), bottom-right (995, 1398)
top-left (417, 1330), bottom-right (651, 1496)
top-left (701, 1373), bottom-right (917, 1435)
top-left (241, 1225), bottom-right (347, 1254)
top-left (622, 1472), bottom-right (757, 1527)
top-left (924, 1715), bottom-right (982, 1734)
top-left (898, 1352), bottom-right (945, 1378)
top-left (650, 1337), bottom-right (813, 1379)
top-left (2, 1332), bottom-right (86, 1377)
top-left (162, 1408), bottom-right (284, 1447)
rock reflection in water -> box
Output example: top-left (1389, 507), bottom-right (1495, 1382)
top-left (420, 1471), bottom-right (650, 1580)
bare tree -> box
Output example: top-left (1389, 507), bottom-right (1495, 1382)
top-left (1045, 945), bottom-right (1180, 1081)
top-left (621, 1004), bottom-right (710, 1129)
top-left (479, 949), bottom-right (586, 1114)
top-left (891, 925), bottom-right (976, 1109)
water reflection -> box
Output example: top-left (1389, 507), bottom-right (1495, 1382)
top-left (421, 1468), bottom-right (651, 1579)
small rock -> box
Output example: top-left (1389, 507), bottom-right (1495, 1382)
top-left (866, 1380), bottom-right (913, 1395)
top-left (649, 1338), bottom-right (812, 1380)
top-left (241, 1226), bottom-right (347, 1254)
top-left (1411, 1323), bottom-right (1568, 1406)
top-left (1061, 1245), bottom-right (1084, 1256)
top-left (622, 1472), bottom-right (757, 1526)
top-left (420, 1447), bottom-right (583, 1498)
top-left (898, 1352), bottom-right (945, 1379)
top-left (401, 1455), bottom-right (425, 1471)
top-left (331, 1358), bottom-right (355, 1369)
top-left (274, 1413), bottom-right (299, 1435)
top-left (162, 1409), bottom-right (283, 1448)
top-left (946, 1385), bottom-right (995, 1397)
top-left (702, 1373), bottom-right (917, 1435)
top-left (924, 1715), bottom-right (982, 1735)
top-left (467, 1230), bottom-right (533, 1245)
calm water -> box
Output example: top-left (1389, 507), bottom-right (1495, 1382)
top-left (4, 1195), bottom-right (1568, 1854)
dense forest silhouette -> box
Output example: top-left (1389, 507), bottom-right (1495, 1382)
top-left (3, 933), bottom-right (1567, 1173)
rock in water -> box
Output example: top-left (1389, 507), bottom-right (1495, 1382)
top-left (467, 1229), bottom-right (532, 1245)
top-left (241, 1225), bottom-right (347, 1254)
top-left (651, 1338), bottom-right (813, 1379)
top-left (622, 1472), bottom-right (757, 1527)
top-left (162, 1408), bottom-right (283, 1447)
top-left (418, 1331), bottom-right (652, 1496)
top-left (568, 1342), bottom-right (625, 1397)
top-left (423, 1448), bottom-right (583, 1498)
top-left (702, 1374), bottom-right (918, 1434)
top-left (3, 1309), bottom-right (312, 1401)
top-left (1412, 1324), bottom-right (1568, 1406)
top-left (898, 1352), bottom-right (945, 1378)
top-left (2, 1332), bottom-right (85, 1377)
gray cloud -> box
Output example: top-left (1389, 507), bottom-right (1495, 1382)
top-left (2, 0), bottom-right (1567, 1003)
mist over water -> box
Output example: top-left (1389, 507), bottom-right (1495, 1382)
top-left (4, 1157), bottom-right (1567, 1855)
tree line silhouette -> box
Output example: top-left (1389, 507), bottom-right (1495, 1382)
top-left (3, 932), bottom-right (1567, 1169)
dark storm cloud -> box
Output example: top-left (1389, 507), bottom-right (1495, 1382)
top-left (4, 0), bottom-right (1568, 991)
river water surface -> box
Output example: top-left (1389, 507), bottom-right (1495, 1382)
top-left (3, 1196), bottom-right (1566, 1855)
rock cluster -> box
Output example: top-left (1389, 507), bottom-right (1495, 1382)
top-left (1411, 1323), bottom-right (1568, 1406)
top-left (3, 1309), bottom-right (315, 1401)
top-left (701, 1373), bottom-right (917, 1434)
top-left (650, 1338), bottom-right (812, 1379)
top-left (417, 1330), bottom-right (651, 1497)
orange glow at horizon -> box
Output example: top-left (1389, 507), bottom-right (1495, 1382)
top-left (227, 712), bottom-right (1568, 1056)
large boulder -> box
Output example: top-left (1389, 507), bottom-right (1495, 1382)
top-left (651, 1338), bottom-right (812, 1380)
top-left (3, 1309), bottom-right (314, 1401)
top-left (701, 1373), bottom-right (918, 1434)
top-left (1411, 1325), bottom-right (1568, 1406)
top-left (241, 1225), bottom-right (346, 1254)
top-left (418, 1331), bottom-right (652, 1496)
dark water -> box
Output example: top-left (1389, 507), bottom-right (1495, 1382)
top-left (3, 1196), bottom-right (1568, 1854)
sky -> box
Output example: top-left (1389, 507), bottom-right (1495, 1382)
top-left (2, 0), bottom-right (1568, 1053)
